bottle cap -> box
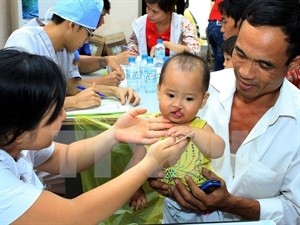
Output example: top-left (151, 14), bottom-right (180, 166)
top-left (147, 57), bottom-right (154, 63)
top-left (128, 56), bottom-right (136, 63)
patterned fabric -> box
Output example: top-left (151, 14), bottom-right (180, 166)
top-left (286, 66), bottom-right (300, 89)
top-left (158, 118), bottom-right (213, 187)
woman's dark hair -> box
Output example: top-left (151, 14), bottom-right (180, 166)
top-left (242, 0), bottom-right (300, 65)
top-left (145, 0), bottom-right (176, 13)
top-left (159, 51), bottom-right (210, 92)
top-left (0, 48), bottom-right (66, 146)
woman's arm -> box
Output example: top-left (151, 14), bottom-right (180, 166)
top-left (179, 17), bottom-right (201, 56)
top-left (127, 32), bottom-right (139, 54)
top-left (16, 137), bottom-right (188, 225)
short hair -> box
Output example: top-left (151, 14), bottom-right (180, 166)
top-left (222, 35), bottom-right (237, 56)
top-left (145, 0), bottom-right (176, 13)
top-left (159, 51), bottom-right (210, 92)
top-left (241, 0), bottom-right (300, 65)
top-left (219, 0), bottom-right (255, 27)
top-left (0, 48), bottom-right (66, 146)
top-left (51, 13), bottom-right (65, 24)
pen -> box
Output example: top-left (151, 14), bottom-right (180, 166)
top-left (76, 85), bottom-right (106, 98)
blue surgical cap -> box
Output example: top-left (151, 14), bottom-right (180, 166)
top-left (53, 0), bottom-right (103, 29)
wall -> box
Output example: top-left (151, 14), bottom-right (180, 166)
top-left (188, 0), bottom-right (212, 38)
top-left (0, 0), bottom-right (12, 48)
top-left (93, 0), bottom-right (141, 41)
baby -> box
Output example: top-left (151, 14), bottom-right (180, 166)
top-left (127, 51), bottom-right (225, 223)
top-left (222, 35), bottom-right (237, 68)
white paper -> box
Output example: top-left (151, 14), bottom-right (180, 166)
top-left (66, 97), bottom-right (133, 116)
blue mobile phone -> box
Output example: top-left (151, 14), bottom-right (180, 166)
top-left (199, 180), bottom-right (221, 194)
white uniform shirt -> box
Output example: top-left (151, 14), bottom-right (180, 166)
top-left (198, 68), bottom-right (300, 224)
top-left (4, 26), bottom-right (81, 81)
top-left (0, 143), bottom-right (54, 224)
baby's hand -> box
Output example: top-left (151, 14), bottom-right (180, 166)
top-left (129, 187), bottom-right (147, 211)
top-left (166, 126), bottom-right (195, 141)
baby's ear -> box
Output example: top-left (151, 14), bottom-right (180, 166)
top-left (156, 84), bottom-right (160, 100)
top-left (200, 92), bottom-right (210, 109)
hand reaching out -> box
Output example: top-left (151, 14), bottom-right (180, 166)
top-left (113, 108), bottom-right (173, 145)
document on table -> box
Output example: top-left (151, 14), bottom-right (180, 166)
top-left (175, 220), bottom-right (275, 225)
top-left (66, 97), bottom-right (133, 116)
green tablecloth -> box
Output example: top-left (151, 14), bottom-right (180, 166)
top-left (74, 115), bottom-right (164, 225)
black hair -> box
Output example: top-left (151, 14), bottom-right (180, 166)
top-left (159, 51), bottom-right (210, 92)
top-left (103, 0), bottom-right (111, 13)
top-left (242, 0), bottom-right (300, 65)
top-left (222, 35), bottom-right (237, 56)
top-left (219, 0), bottom-right (255, 27)
top-left (51, 13), bottom-right (65, 24)
top-left (0, 48), bottom-right (66, 146)
top-left (145, 0), bottom-right (176, 13)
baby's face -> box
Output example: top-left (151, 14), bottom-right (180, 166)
top-left (223, 53), bottom-right (233, 68)
top-left (157, 64), bottom-right (207, 125)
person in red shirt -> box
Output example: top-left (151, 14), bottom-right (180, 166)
top-left (127, 0), bottom-right (200, 57)
top-left (206, 0), bottom-right (224, 71)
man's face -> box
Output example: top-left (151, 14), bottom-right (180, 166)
top-left (221, 15), bottom-right (239, 40)
top-left (232, 21), bottom-right (289, 100)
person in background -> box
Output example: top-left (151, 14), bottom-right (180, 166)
top-left (286, 62), bottom-right (300, 89)
top-left (183, 0), bottom-right (201, 40)
top-left (206, 0), bottom-right (224, 71)
top-left (175, 0), bottom-right (186, 15)
top-left (127, 52), bottom-right (225, 223)
top-left (220, 0), bottom-right (299, 89)
top-left (219, 0), bottom-right (254, 40)
top-left (149, 0), bottom-right (300, 223)
top-left (5, 0), bottom-right (140, 110)
top-left (221, 35), bottom-right (237, 69)
top-left (127, 0), bottom-right (201, 57)
top-left (75, 0), bottom-right (138, 87)
top-left (0, 47), bottom-right (189, 224)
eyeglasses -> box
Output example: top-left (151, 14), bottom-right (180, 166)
top-left (84, 27), bottom-right (94, 39)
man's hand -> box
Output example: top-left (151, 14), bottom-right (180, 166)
top-left (114, 87), bottom-right (141, 106)
top-left (97, 72), bottom-right (123, 86)
top-left (105, 56), bottom-right (125, 80)
top-left (112, 51), bottom-right (138, 65)
top-left (64, 83), bottom-right (101, 110)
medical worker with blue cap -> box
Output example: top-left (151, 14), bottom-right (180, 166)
top-left (5, 0), bottom-right (140, 110)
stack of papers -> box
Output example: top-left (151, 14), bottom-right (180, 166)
top-left (66, 97), bottom-right (133, 116)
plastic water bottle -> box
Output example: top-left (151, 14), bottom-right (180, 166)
top-left (155, 39), bottom-right (165, 68)
top-left (145, 57), bottom-right (157, 93)
top-left (126, 56), bottom-right (139, 91)
top-left (163, 56), bottom-right (169, 64)
top-left (139, 54), bottom-right (148, 89)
